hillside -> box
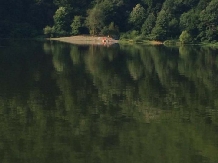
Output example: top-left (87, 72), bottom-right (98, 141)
top-left (0, 0), bottom-right (217, 42)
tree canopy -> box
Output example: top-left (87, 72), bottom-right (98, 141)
top-left (0, 0), bottom-right (218, 42)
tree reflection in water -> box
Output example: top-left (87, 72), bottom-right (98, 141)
top-left (0, 40), bottom-right (218, 163)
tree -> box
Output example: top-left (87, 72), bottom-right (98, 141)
top-left (141, 13), bottom-right (156, 36)
top-left (141, 0), bottom-right (164, 14)
top-left (43, 26), bottom-right (54, 37)
top-left (180, 9), bottom-right (199, 36)
top-left (71, 16), bottom-right (83, 35)
top-left (129, 4), bottom-right (146, 30)
top-left (151, 10), bottom-right (169, 40)
top-left (179, 30), bottom-right (193, 43)
top-left (97, 0), bottom-right (116, 25)
top-left (108, 22), bottom-right (119, 36)
top-left (198, 0), bottom-right (218, 41)
top-left (53, 0), bottom-right (72, 8)
top-left (101, 22), bottom-right (119, 37)
top-left (86, 7), bottom-right (104, 35)
top-left (53, 7), bottom-right (71, 36)
top-left (168, 18), bottom-right (179, 37)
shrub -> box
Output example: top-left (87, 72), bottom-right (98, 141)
top-left (163, 40), bottom-right (178, 45)
top-left (43, 26), bottom-right (54, 37)
top-left (179, 31), bottom-right (193, 44)
top-left (71, 16), bottom-right (83, 35)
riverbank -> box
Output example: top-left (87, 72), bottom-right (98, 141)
top-left (48, 35), bottom-right (118, 45)
top-left (45, 36), bottom-right (218, 48)
top-left (119, 38), bottom-right (218, 48)
top-left (48, 35), bottom-right (165, 46)
top-left (119, 39), bottom-right (163, 45)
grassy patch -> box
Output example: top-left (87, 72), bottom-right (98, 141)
top-left (200, 42), bottom-right (218, 48)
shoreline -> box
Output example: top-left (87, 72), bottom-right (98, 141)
top-left (48, 35), bottom-right (118, 45)
top-left (48, 36), bottom-right (165, 46)
top-left (1, 36), bottom-right (217, 48)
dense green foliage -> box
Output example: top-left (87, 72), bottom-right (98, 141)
top-left (0, 0), bottom-right (218, 42)
top-left (179, 30), bottom-right (193, 43)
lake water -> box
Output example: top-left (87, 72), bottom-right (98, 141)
top-left (1, 40), bottom-right (218, 163)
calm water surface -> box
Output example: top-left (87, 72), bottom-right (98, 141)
top-left (1, 40), bottom-right (218, 163)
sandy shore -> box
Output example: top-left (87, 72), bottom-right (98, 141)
top-left (48, 35), bottom-right (165, 46)
top-left (49, 35), bottom-right (118, 45)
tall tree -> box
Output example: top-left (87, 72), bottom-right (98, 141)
top-left (129, 4), bottom-right (146, 30)
top-left (86, 7), bottom-right (105, 35)
top-left (180, 9), bottom-right (199, 37)
top-left (71, 16), bottom-right (83, 35)
top-left (53, 7), bottom-right (71, 35)
top-left (151, 10), bottom-right (169, 40)
top-left (141, 13), bottom-right (156, 36)
top-left (198, 0), bottom-right (218, 41)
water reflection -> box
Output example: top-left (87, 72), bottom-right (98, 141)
top-left (0, 40), bottom-right (218, 163)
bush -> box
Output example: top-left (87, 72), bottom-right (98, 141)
top-left (120, 30), bottom-right (139, 40)
top-left (43, 26), bottom-right (54, 37)
top-left (179, 31), bottom-right (193, 44)
top-left (133, 35), bottom-right (146, 42)
top-left (163, 40), bottom-right (178, 45)
top-left (71, 16), bottom-right (83, 35)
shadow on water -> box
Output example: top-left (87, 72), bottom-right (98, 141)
top-left (0, 40), bottom-right (218, 163)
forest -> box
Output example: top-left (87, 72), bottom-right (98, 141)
top-left (0, 0), bottom-right (218, 42)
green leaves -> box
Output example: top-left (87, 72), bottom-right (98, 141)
top-left (53, 7), bottom-right (71, 36)
top-left (71, 16), bottom-right (83, 35)
top-left (141, 13), bottom-right (156, 36)
top-left (43, 25), bottom-right (54, 37)
top-left (180, 10), bottom-right (199, 32)
top-left (150, 10), bottom-right (169, 41)
top-left (198, 0), bottom-right (218, 41)
top-left (129, 4), bottom-right (146, 30)
top-left (1, 0), bottom-right (218, 42)
top-left (86, 7), bottom-right (105, 35)
top-left (179, 30), bottom-right (193, 43)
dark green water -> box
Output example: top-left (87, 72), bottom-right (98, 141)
top-left (1, 40), bottom-right (218, 163)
